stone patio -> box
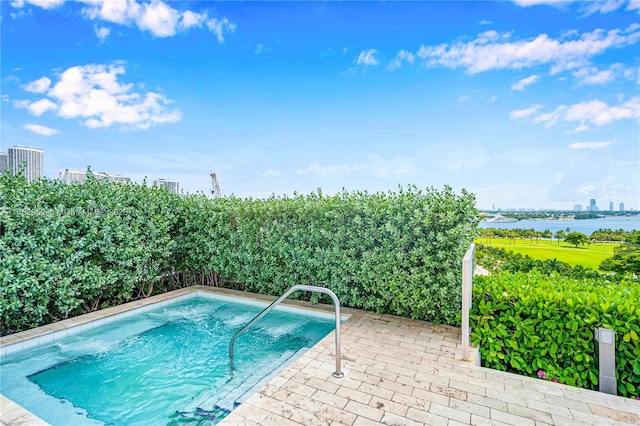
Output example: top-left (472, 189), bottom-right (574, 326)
top-left (1, 286), bottom-right (639, 425)
top-left (220, 308), bottom-right (640, 426)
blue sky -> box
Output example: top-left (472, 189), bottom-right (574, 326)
top-left (1, 0), bottom-right (639, 210)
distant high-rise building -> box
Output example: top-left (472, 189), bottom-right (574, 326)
top-left (574, 204), bottom-right (583, 212)
top-left (0, 152), bottom-right (7, 174)
top-left (609, 201), bottom-right (614, 212)
top-left (59, 168), bottom-right (130, 184)
top-left (589, 198), bottom-right (596, 212)
top-left (8, 146), bottom-right (44, 183)
top-left (153, 178), bottom-right (179, 194)
top-left (620, 202), bottom-right (625, 212)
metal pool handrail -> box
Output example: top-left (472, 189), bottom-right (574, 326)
top-left (229, 284), bottom-right (344, 378)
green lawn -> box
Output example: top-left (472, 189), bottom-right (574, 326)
top-left (476, 237), bottom-right (617, 269)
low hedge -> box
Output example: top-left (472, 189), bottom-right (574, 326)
top-left (471, 271), bottom-right (640, 398)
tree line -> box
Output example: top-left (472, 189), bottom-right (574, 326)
top-left (480, 227), bottom-right (632, 244)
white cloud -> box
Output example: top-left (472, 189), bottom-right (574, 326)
top-left (136, 1), bottom-right (180, 37)
top-left (23, 123), bottom-right (59, 136)
top-left (206, 17), bottom-right (236, 43)
top-left (11, 0), bottom-right (63, 9)
top-left (80, 0), bottom-right (140, 24)
top-left (180, 10), bottom-right (205, 30)
top-left (356, 49), bottom-right (380, 66)
top-left (13, 0), bottom-right (235, 41)
top-left (296, 163), bottom-right (352, 179)
top-left (569, 141), bottom-right (612, 149)
top-left (581, 0), bottom-right (630, 14)
top-left (564, 98), bottom-right (639, 126)
top-left (22, 76), bottom-right (51, 93)
top-left (572, 64), bottom-right (625, 85)
top-left (17, 63), bottom-right (181, 130)
top-left (416, 25), bottom-right (640, 75)
top-left (386, 50), bottom-right (415, 71)
top-left (511, 74), bottom-right (540, 90)
top-left (511, 0), bottom-right (640, 15)
top-left (510, 0), bottom-right (569, 6)
top-left (94, 25), bottom-right (110, 41)
top-left (15, 98), bottom-right (58, 116)
top-left (479, 19), bottom-right (492, 25)
top-left (522, 97), bottom-right (640, 130)
top-left (510, 104), bottom-right (544, 119)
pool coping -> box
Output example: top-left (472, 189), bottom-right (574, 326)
top-left (0, 285), bottom-right (361, 426)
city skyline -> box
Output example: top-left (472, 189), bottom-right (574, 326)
top-left (1, 1), bottom-right (639, 210)
top-left (1, 145), bottom-right (180, 192)
top-left (0, 143), bottom-right (636, 210)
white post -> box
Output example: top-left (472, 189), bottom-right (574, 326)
top-left (461, 243), bottom-right (475, 362)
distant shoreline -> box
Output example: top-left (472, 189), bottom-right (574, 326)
top-left (479, 216), bottom-right (640, 233)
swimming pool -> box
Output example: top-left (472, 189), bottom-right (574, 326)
top-left (0, 291), bottom-right (340, 425)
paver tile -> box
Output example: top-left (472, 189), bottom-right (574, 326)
top-left (470, 414), bottom-right (512, 426)
top-left (380, 411), bottom-right (423, 426)
top-left (542, 394), bottom-right (590, 413)
top-left (406, 407), bottom-right (448, 426)
top-left (369, 396), bottom-right (408, 417)
top-left (359, 382), bottom-right (394, 400)
top-left (336, 386), bottom-right (373, 405)
top-left (507, 402), bottom-right (553, 424)
top-left (428, 402), bottom-right (471, 424)
top-left (449, 398), bottom-right (492, 417)
top-left (589, 404), bottom-right (640, 424)
top-left (490, 408), bottom-right (535, 426)
top-left (466, 393), bottom-right (508, 412)
top-left (390, 391), bottom-right (431, 411)
top-left (344, 400), bottom-right (385, 422)
top-left (312, 389), bottom-right (349, 409)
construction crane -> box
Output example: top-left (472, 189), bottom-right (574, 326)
top-left (210, 172), bottom-right (222, 198)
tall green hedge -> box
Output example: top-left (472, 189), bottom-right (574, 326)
top-left (175, 187), bottom-right (478, 324)
top-left (471, 271), bottom-right (640, 398)
top-left (0, 173), bottom-right (180, 334)
top-left (1, 172), bottom-right (478, 334)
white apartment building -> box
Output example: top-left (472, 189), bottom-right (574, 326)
top-left (7, 146), bottom-right (44, 183)
top-left (0, 153), bottom-right (7, 174)
top-left (153, 178), bottom-right (180, 194)
top-left (59, 168), bottom-right (131, 184)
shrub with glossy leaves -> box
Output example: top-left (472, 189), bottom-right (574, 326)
top-left (175, 186), bottom-right (479, 324)
top-left (471, 271), bottom-right (640, 398)
top-left (1, 173), bottom-right (478, 334)
top-left (0, 172), bottom-right (179, 334)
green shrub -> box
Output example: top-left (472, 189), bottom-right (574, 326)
top-left (471, 271), bottom-right (640, 398)
top-left (175, 186), bottom-right (479, 324)
top-left (1, 172), bottom-right (478, 334)
top-left (0, 172), bottom-right (179, 334)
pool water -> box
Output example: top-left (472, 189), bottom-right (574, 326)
top-left (0, 296), bottom-right (336, 425)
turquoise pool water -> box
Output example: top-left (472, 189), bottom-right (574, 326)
top-left (0, 295), bottom-right (336, 425)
